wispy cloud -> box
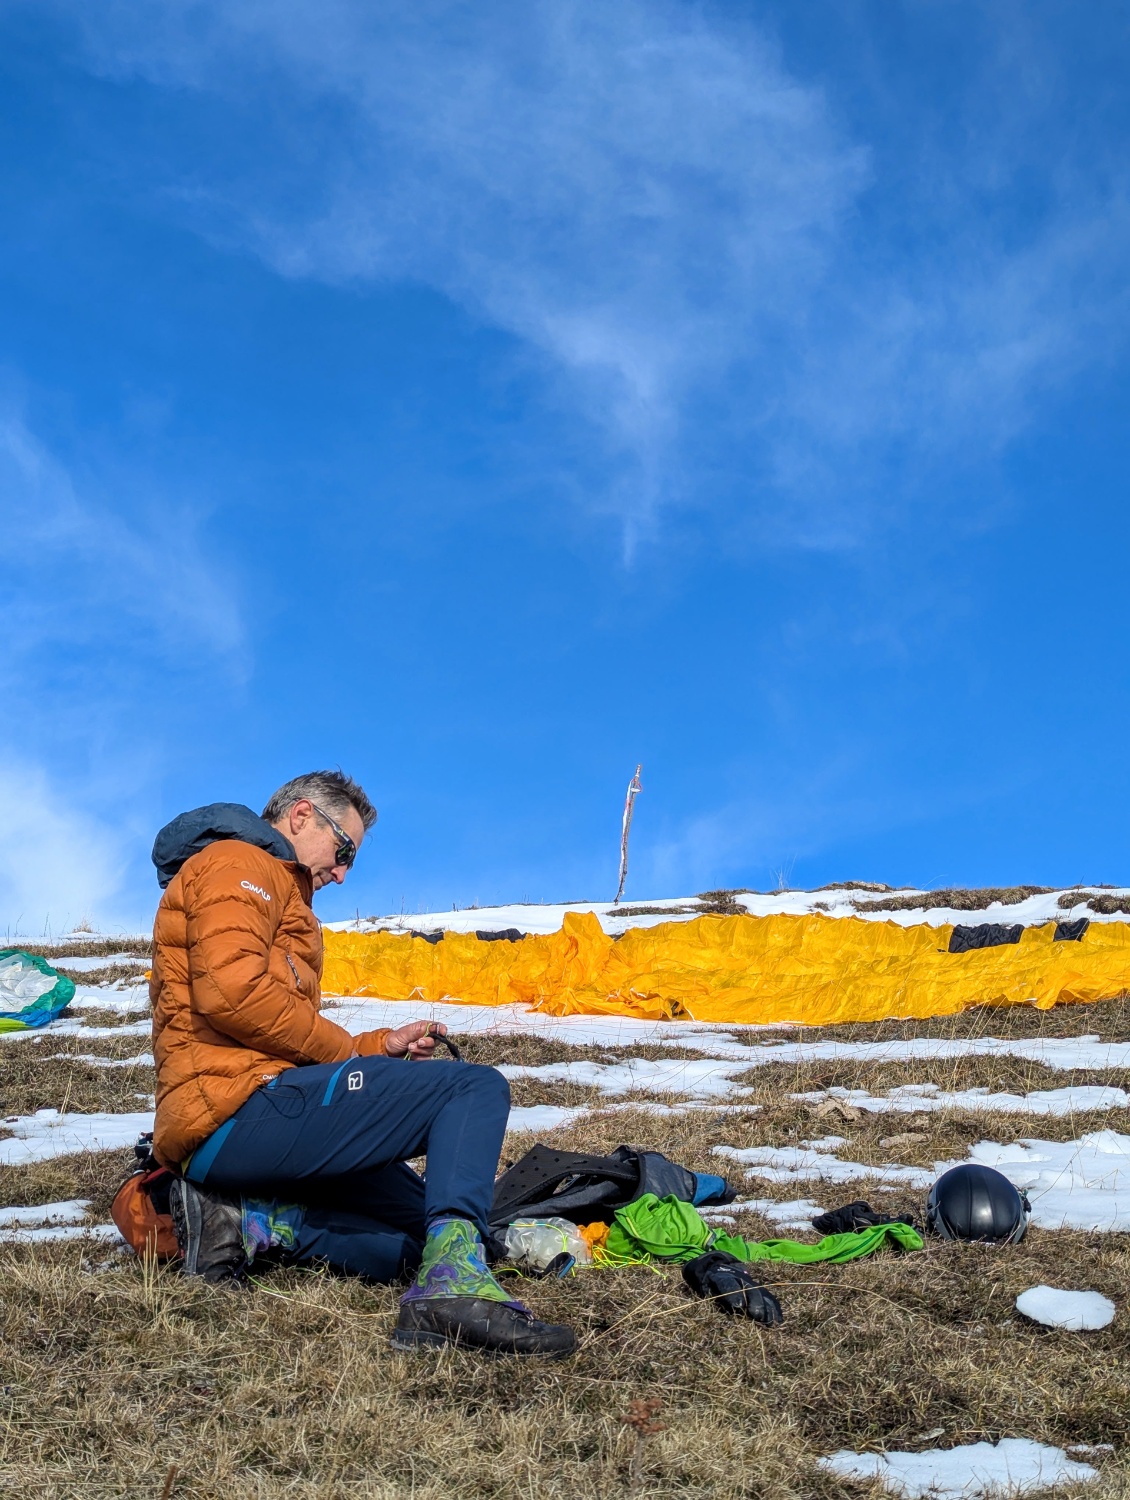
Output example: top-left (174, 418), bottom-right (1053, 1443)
top-left (636, 748), bottom-right (884, 896)
top-left (0, 407), bottom-right (245, 675)
top-left (51, 0), bottom-right (1129, 550)
top-left (50, 1), bottom-right (867, 542)
top-left (0, 408), bottom-right (246, 928)
top-left (0, 758), bottom-right (128, 937)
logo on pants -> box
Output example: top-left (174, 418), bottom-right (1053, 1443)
top-left (347, 1071), bottom-right (363, 1091)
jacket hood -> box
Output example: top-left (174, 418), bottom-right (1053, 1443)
top-left (152, 802), bottom-right (296, 889)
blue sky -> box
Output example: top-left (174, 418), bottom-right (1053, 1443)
top-left (2, 1), bottom-right (1129, 932)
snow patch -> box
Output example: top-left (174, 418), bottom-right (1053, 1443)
top-left (49, 955), bottom-right (149, 973)
top-left (793, 1084), bottom-right (1129, 1117)
top-left (701, 1197), bottom-right (825, 1231)
top-left (323, 997), bottom-right (750, 1047)
top-left (716, 1127), bottom-right (1130, 1231)
top-left (0, 1198), bottom-right (116, 1244)
top-left (0, 1199), bottom-right (90, 1227)
top-left (0, 1109), bottom-right (153, 1165)
top-left (962, 1130), bottom-right (1130, 1232)
top-left (1, 1020), bottom-right (152, 1043)
top-left (662, 1032), bottom-right (1130, 1073)
top-left (326, 888), bottom-right (1130, 938)
top-left (0, 1223), bottom-right (121, 1244)
top-left (714, 1142), bottom-right (934, 1189)
top-left (497, 1057), bottom-right (754, 1100)
top-left (67, 982), bottom-right (151, 1014)
top-left (506, 1105), bottom-right (587, 1134)
top-left (819, 1438), bottom-right (1097, 1497)
top-left (1015, 1285), bottom-right (1115, 1331)
top-left (38, 1052), bottom-right (154, 1069)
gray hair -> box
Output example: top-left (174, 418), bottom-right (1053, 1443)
top-left (262, 770), bottom-right (378, 831)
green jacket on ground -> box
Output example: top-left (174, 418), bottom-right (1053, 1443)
top-left (602, 1193), bottom-right (923, 1266)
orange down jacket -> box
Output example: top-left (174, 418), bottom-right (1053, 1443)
top-left (151, 838), bottom-right (389, 1166)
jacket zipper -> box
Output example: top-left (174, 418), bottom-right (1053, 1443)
top-left (285, 952), bottom-right (301, 987)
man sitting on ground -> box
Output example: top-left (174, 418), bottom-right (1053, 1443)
top-left (149, 769), bottom-right (574, 1357)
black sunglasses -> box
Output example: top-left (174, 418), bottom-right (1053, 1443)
top-left (309, 801), bottom-right (357, 869)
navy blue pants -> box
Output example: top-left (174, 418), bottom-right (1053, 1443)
top-left (186, 1056), bottom-right (510, 1284)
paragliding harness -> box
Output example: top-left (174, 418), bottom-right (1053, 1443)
top-left (489, 1142), bottom-right (731, 1231)
top-left (110, 1133), bottom-right (179, 1259)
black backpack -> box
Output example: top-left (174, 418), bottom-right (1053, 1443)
top-left (489, 1142), bottom-right (730, 1229)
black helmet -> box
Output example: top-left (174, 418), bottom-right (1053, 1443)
top-left (926, 1164), bottom-right (1031, 1245)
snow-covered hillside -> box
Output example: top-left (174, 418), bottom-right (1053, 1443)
top-left (326, 884), bottom-right (1130, 937)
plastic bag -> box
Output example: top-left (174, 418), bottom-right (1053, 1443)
top-left (0, 949), bottom-right (76, 1032)
top-left (503, 1217), bottom-right (593, 1272)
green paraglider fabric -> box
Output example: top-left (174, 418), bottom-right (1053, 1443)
top-left (0, 949), bottom-right (76, 1033)
top-left (601, 1193), bottom-right (922, 1266)
top-left (718, 1221), bottom-right (923, 1264)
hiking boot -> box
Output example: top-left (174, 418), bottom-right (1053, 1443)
top-left (168, 1177), bottom-right (246, 1285)
top-left (391, 1215), bottom-right (576, 1357)
top-left (391, 1295), bottom-right (576, 1357)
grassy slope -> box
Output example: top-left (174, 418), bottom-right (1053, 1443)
top-left (0, 940), bottom-right (1128, 1497)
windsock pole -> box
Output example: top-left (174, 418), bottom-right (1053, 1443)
top-left (614, 764), bottom-right (643, 904)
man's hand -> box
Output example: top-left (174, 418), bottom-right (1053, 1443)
top-left (384, 1019), bottom-right (448, 1060)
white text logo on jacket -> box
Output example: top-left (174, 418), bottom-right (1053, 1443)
top-left (240, 881), bottom-right (272, 901)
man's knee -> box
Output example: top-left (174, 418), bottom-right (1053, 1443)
top-left (462, 1061), bottom-right (511, 1106)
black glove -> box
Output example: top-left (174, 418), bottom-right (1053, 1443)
top-left (811, 1201), bottom-right (916, 1235)
top-left (682, 1252), bottom-right (783, 1324)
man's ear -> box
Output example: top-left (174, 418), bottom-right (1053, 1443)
top-left (288, 799), bottom-right (314, 834)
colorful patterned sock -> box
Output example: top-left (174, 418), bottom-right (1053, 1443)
top-left (401, 1217), bottom-right (525, 1308)
top-left (241, 1198), bottom-right (303, 1262)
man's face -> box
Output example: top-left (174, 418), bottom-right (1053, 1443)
top-left (279, 799), bottom-right (367, 890)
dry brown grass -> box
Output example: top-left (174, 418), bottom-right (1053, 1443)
top-left (52, 963), bottom-right (151, 987)
top-left (0, 1147), bottom-right (137, 1217)
top-left (854, 887), bottom-right (1054, 913)
top-left (697, 890), bottom-right (752, 916)
top-left (57, 1006), bottom-right (150, 1028)
top-left (815, 883), bottom-right (904, 894)
top-left (610, 892), bottom-right (752, 920)
top-left (539, 1090), bottom-right (1128, 1210)
top-left (3, 993), bottom-right (1130, 1495)
top-left (728, 992), bottom-right (1130, 1043)
top-left (8, 938), bottom-right (153, 961)
top-left (1, 1215), bottom-right (1126, 1498)
top-left (753, 1049), bottom-right (1113, 1093)
top-left (613, 905), bottom-right (703, 919)
top-left (1062, 894), bottom-right (1130, 915)
top-left (0, 1039), bottom-right (154, 1120)
top-left (468, 1034), bottom-right (601, 1068)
